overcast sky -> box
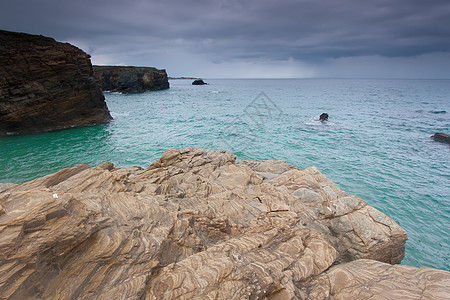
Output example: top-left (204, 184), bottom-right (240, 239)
top-left (1, 0), bottom-right (450, 78)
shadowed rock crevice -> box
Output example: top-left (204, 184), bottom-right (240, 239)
top-left (1, 148), bottom-right (449, 299)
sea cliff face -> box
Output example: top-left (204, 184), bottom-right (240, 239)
top-left (93, 65), bottom-right (169, 93)
top-left (1, 148), bottom-right (449, 299)
top-left (0, 30), bottom-right (112, 136)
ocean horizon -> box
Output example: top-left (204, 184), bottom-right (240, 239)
top-left (1, 78), bottom-right (449, 272)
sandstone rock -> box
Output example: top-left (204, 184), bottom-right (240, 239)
top-left (93, 66), bottom-right (169, 93)
top-left (0, 148), bottom-right (447, 299)
top-left (268, 167), bottom-right (407, 264)
top-left (0, 30), bottom-right (112, 136)
top-left (238, 159), bottom-right (297, 181)
top-left (431, 132), bottom-right (450, 145)
top-left (302, 259), bottom-right (450, 299)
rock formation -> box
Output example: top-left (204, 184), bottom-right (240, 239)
top-left (93, 66), bottom-right (169, 93)
top-left (431, 132), bottom-right (450, 145)
top-left (0, 30), bottom-right (112, 136)
top-left (302, 259), bottom-right (450, 299)
top-left (319, 113), bottom-right (328, 122)
top-left (192, 78), bottom-right (207, 85)
top-left (1, 148), bottom-right (449, 299)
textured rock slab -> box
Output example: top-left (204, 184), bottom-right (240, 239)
top-left (93, 65), bottom-right (169, 93)
top-left (303, 259), bottom-right (450, 299)
top-left (0, 148), bottom-right (446, 299)
top-left (268, 167), bottom-right (407, 264)
top-left (0, 30), bottom-right (112, 135)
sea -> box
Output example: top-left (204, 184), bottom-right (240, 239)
top-left (1, 78), bottom-right (449, 271)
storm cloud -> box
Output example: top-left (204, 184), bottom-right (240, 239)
top-left (1, 0), bottom-right (450, 78)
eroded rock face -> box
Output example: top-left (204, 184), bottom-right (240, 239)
top-left (93, 66), bottom-right (169, 93)
top-left (0, 30), bottom-right (112, 135)
top-left (0, 148), bottom-right (448, 299)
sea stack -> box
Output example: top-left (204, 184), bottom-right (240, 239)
top-left (0, 30), bottom-right (112, 136)
top-left (93, 66), bottom-right (169, 93)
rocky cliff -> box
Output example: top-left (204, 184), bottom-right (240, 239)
top-left (0, 30), bottom-right (112, 136)
top-left (0, 148), bottom-right (449, 299)
top-left (93, 66), bottom-right (169, 93)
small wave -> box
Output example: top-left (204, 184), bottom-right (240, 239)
top-left (429, 110), bottom-right (447, 114)
top-left (111, 112), bottom-right (131, 117)
top-left (303, 115), bottom-right (337, 127)
top-left (304, 120), bottom-right (323, 126)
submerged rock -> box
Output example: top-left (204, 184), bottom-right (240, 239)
top-left (93, 66), bottom-right (169, 93)
top-left (0, 30), bottom-right (112, 136)
top-left (0, 148), bottom-right (448, 299)
top-left (431, 132), bottom-right (450, 144)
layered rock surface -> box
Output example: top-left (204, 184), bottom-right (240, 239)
top-left (93, 66), bottom-right (169, 93)
top-left (0, 30), bottom-right (112, 135)
top-left (0, 148), bottom-right (448, 299)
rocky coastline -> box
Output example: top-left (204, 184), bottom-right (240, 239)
top-left (0, 30), bottom-right (112, 136)
top-left (1, 148), bottom-right (448, 299)
top-left (93, 65), bottom-right (169, 93)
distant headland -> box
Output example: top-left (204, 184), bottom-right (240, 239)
top-left (168, 76), bottom-right (197, 80)
top-left (93, 65), bottom-right (169, 93)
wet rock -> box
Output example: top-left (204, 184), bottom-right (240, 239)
top-left (192, 79), bottom-right (207, 85)
top-left (319, 113), bottom-right (329, 121)
top-left (431, 132), bottom-right (450, 144)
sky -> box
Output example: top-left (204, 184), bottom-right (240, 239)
top-left (1, 0), bottom-right (450, 78)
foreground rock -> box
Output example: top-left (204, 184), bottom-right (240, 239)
top-left (1, 148), bottom-right (448, 299)
top-left (93, 66), bottom-right (169, 93)
top-left (431, 132), bottom-right (450, 144)
top-left (0, 30), bottom-right (112, 136)
top-left (303, 259), bottom-right (450, 299)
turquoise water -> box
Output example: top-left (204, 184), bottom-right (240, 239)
top-left (1, 79), bottom-right (449, 271)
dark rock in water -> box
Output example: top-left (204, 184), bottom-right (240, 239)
top-left (93, 66), bottom-right (169, 93)
top-left (0, 30), bottom-right (112, 136)
top-left (192, 79), bottom-right (207, 85)
top-left (319, 113), bottom-right (329, 121)
top-left (431, 133), bottom-right (450, 144)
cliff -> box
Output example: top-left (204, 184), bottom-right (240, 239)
top-left (93, 66), bottom-right (169, 93)
top-left (0, 148), bottom-right (449, 299)
top-left (0, 30), bottom-right (112, 136)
